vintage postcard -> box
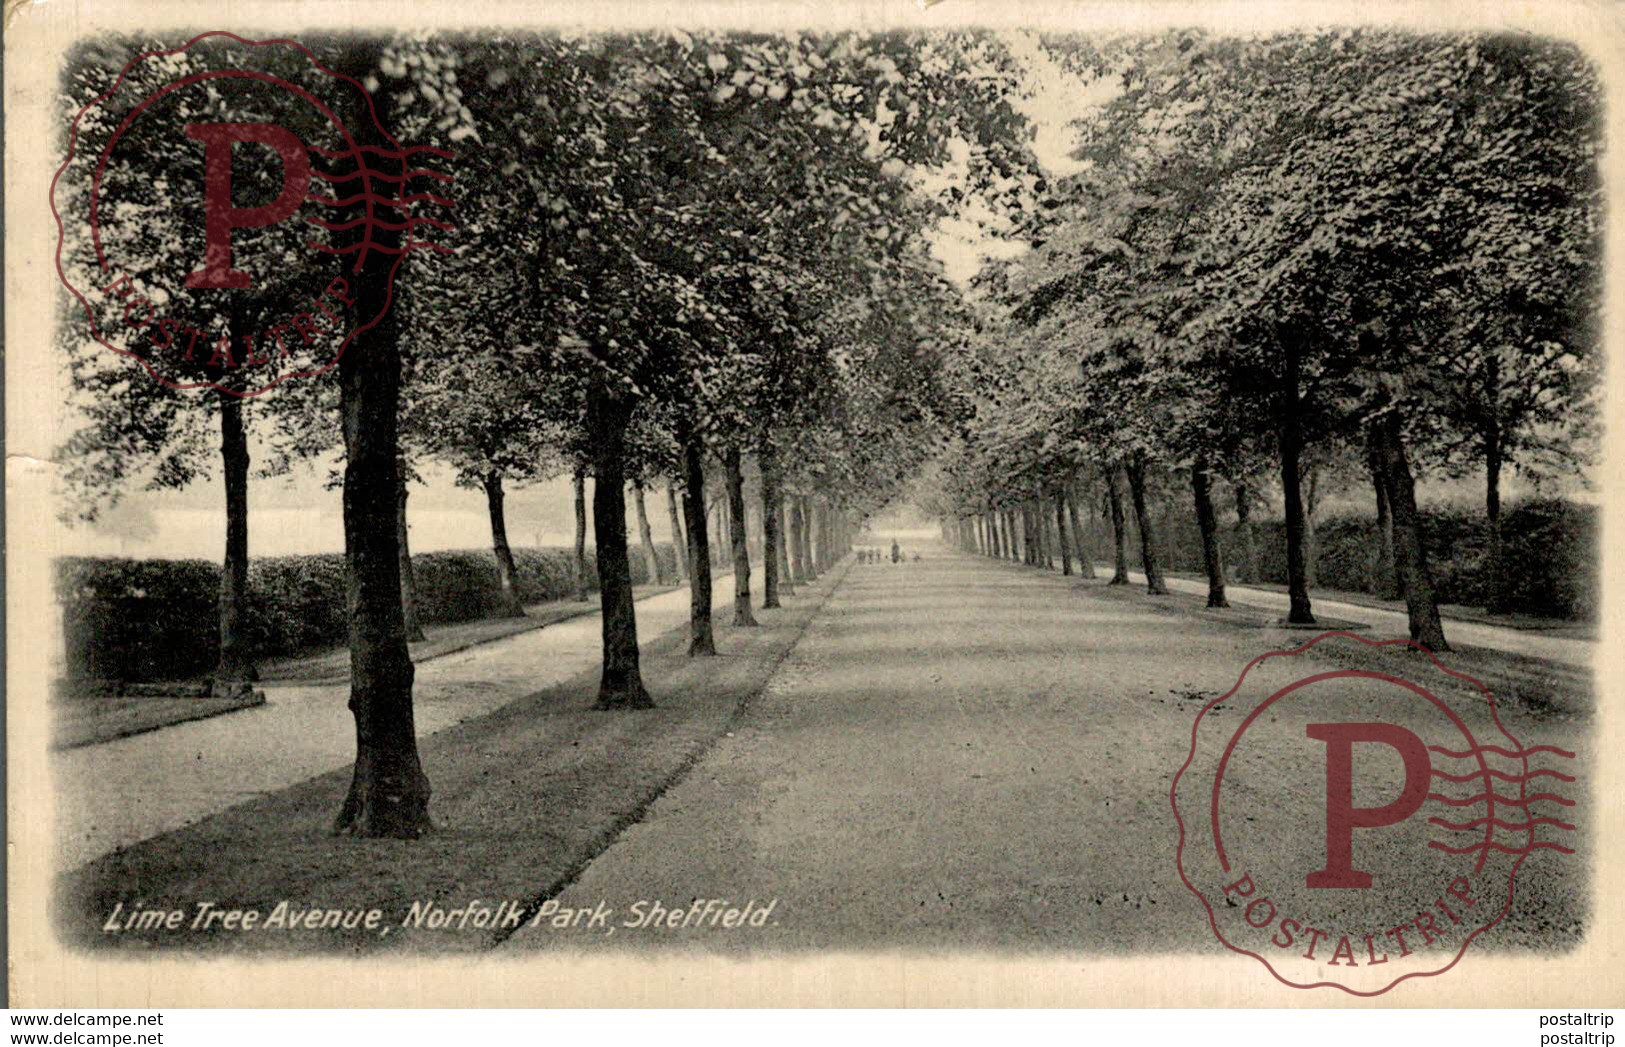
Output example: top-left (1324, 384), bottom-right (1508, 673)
top-left (4, 0), bottom-right (1622, 1009)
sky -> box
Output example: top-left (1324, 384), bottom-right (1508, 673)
top-left (925, 29), bottom-right (1118, 285)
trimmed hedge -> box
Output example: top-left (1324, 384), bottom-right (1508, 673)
top-left (1084, 497), bottom-right (1595, 622)
top-left (57, 543), bottom-right (680, 683)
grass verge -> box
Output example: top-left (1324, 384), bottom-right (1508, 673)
top-left (53, 692), bottom-right (266, 750)
top-left (1063, 569), bottom-right (1593, 721)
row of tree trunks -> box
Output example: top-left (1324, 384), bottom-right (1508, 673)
top-left (961, 417), bottom-right (1443, 650)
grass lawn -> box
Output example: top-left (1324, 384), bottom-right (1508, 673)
top-left (53, 692), bottom-right (266, 750)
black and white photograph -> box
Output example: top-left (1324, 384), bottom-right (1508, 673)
top-left (4, 0), bottom-right (1621, 1015)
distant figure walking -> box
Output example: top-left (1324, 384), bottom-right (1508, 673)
top-left (891, 540), bottom-right (901, 564)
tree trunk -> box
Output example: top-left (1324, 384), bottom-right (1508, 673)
top-left (395, 459), bottom-right (427, 643)
top-left (665, 484), bottom-right (689, 582)
top-left (332, 43), bottom-right (430, 837)
top-left (1366, 440), bottom-right (1398, 599)
top-left (1085, 481), bottom-right (1099, 560)
top-left (482, 470), bottom-right (526, 618)
top-left (1234, 480), bottom-right (1258, 586)
top-left (1107, 467), bottom-right (1131, 585)
top-left (586, 383), bottom-right (652, 708)
top-left (1030, 501), bottom-right (1043, 566)
top-left (788, 496), bottom-right (807, 584)
top-left (572, 467), bottom-right (590, 602)
top-left (214, 390), bottom-right (257, 685)
top-left (1276, 336), bottom-right (1316, 624)
top-left (1304, 462), bottom-right (1321, 589)
top-left (632, 482), bottom-right (662, 587)
top-left (681, 437), bottom-right (716, 656)
top-left (1042, 495), bottom-right (1058, 569)
top-left (1484, 408), bottom-right (1508, 615)
top-left (1124, 454), bottom-right (1168, 595)
top-left (1065, 479), bottom-right (1094, 579)
top-left (1054, 489), bottom-right (1073, 576)
top-left (1192, 457), bottom-right (1229, 608)
top-left (799, 496), bottom-right (819, 581)
top-left (760, 443), bottom-right (783, 608)
top-left (813, 500), bottom-right (830, 571)
top-left (713, 491), bottom-right (728, 568)
top-left (1372, 413), bottom-right (1450, 651)
top-left (724, 447), bottom-right (758, 627)
top-left (775, 498), bottom-right (795, 596)
top-left (1161, 489), bottom-right (1179, 574)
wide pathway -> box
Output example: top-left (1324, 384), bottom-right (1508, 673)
top-left (55, 566), bottom-right (757, 870)
top-left (504, 546), bottom-right (1587, 956)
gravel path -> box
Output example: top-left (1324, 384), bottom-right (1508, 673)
top-left (503, 546), bottom-right (1588, 959)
